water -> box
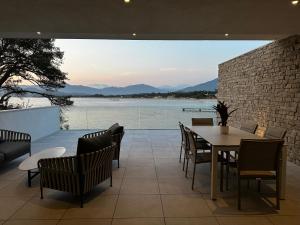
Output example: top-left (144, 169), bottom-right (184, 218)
top-left (10, 97), bottom-right (217, 129)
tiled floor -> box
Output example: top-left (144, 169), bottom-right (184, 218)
top-left (0, 130), bottom-right (300, 225)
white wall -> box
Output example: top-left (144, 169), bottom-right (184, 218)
top-left (0, 106), bottom-right (60, 141)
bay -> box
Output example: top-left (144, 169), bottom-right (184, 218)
top-left (10, 97), bottom-right (217, 129)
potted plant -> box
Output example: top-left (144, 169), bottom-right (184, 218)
top-left (213, 101), bottom-right (237, 134)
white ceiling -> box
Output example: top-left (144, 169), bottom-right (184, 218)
top-left (0, 0), bottom-right (299, 40)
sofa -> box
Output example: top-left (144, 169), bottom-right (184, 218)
top-left (0, 129), bottom-right (31, 165)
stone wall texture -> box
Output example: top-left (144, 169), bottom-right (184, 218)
top-left (217, 35), bottom-right (300, 165)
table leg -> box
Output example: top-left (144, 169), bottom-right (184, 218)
top-left (211, 146), bottom-right (218, 200)
top-left (280, 146), bottom-right (287, 199)
top-left (28, 170), bottom-right (31, 187)
top-left (27, 170), bottom-right (40, 187)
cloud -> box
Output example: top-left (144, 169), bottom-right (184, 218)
top-left (120, 71), bottom-right (139, 76)
top-left (159, 67), bottom-right (177, 72)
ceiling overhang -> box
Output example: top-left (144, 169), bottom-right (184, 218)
top-left (0, 0), bottom-right (299, 40)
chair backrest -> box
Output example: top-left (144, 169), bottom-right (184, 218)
top-left (178, 122), bottom-right (185, 144)
top-left (240, 121), bottom-right (258, 134)
top-left (192, 118), bottom-right (213, 126)
top-left (264, 126), bottom-right (287, 139)
top-left (185, 128), bottom-right (197, 157)
top-left (238, 139), bottom-right (284, 172)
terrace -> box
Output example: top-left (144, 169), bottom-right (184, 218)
top-left (1, 0), bottom-right (300, 224)
top-left (0, 130), bottom-right (300, 225)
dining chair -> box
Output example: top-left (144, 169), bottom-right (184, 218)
top-left (264, 127), bottom-right (287, 139)
top-left (224, 121), bottom-right (258, 190)
top-left (240, 121), bottom-right (258, 134)
top-left (178, 122), bottom-right (187, 163)
top-left (237, 139), bottom-right (284, 210)
top-left (192, 118), bottom-right (214, 126)
top-left (185, 127), bottom-right (223, 190)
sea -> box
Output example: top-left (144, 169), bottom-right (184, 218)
top-left (10, 97), bottom-right (217, 129)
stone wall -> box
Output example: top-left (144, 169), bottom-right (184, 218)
top-left (217, 35), bottom-right (300, 165)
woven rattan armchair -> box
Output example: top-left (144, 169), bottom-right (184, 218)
top-left (38, 143), bottom-right (116, 207)
top-left (83, 129), bottom-right (124, 168)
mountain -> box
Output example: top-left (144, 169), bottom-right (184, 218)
top-left (58, 84), bottom-right (101, 95)
top-left (99, 84), bottom-right (165, 96)
top-left (157, 84), bottom-right (190, 92)
top-left (88, 84), bottom-right (109, 89)
top-left (179, 78), bottom-right (217, 92)
top-left (21, 84), bottom-right (101, 96)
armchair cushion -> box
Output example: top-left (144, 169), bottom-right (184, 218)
top-left (108, 123), bottom-right (124, 135)
top-left (77, 132), bottom-right (112, 155)
top-left (0, 142), bottom-right (30, 161)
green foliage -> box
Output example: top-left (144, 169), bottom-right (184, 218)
top-left (0, 38), bottom-right (72, 109)
top-left (213, 101), bottom-right (237, 126)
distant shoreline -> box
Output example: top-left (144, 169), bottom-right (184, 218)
top-left (68, 91), bottom-right (216, 100)
top-left (19, 91), bottom-right (217, 100)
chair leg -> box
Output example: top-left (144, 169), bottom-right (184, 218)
top-left (40, 186), bottom-right (43, 199)
top-left (183, 155), bottom-right (186, 171)
top-left (220, 159), bottom-right (224, 192)
top-left (238, 177), bottom-right (241, 210)
top-left (80, 194), bottom-right (84, 208)
top-left (257, 179), bottom-right (261, 192)
top-left (110, 175), bottom-right (113, 187)
top-left (179, 145), bottom-right (182, 163)
top-left (276, 176), bottom-right (280, 210)
top-left (192, 163), bottom-right (196, 190)
top-left (185, 158), bottom-right (189, 178)
top-left (226, 152), bottom-right (230, 190)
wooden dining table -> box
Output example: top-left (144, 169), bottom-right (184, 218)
top-left (188, 125), bottom-right (287, 200)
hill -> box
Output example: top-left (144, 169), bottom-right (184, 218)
top-left (179, 78), bottom-right (217, 92)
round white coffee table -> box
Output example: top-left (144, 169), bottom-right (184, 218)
top-left (19, 147), bottom-right (66, 187)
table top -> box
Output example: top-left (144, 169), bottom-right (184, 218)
top-left (19, 147), bottom-right (66, 171)
top-left (188, 126), bottom-right (262, 147)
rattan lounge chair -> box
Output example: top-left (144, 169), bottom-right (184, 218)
top-left (38, 143), bottom-right (116, 208)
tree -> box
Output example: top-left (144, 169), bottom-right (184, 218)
top-left (0, 38), bottom-right (73, 109)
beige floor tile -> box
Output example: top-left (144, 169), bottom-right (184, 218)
top-left (0, 179), bottom-right (39, 198)
top-left (216, 216), bottom-right (273, 225)
top-left (92, 178), bottom-right (122, 196)
top-left (58, 219), bottom-right (112, 225)
top-left (162, 194), bottom-right (212, 217)
top-left (0, 197), bottom-right (26, 220)
top-left (124, 166), bottom-right (156, 178)
top-left (204, 192), bottom-right (276, 215)
top-left (275, 198), bottom-right (300, 215)
top-left (165, 217), bottom-right (219, 225)
top-left (156, 166), bottom-right (184, 178)
top-left (158, 177), bottom-right (199, 194)
top-left (128, 152), bottom-right (154, 158)
top-left (113, 168), bottom-right (125, 178)
top-left (114, 195), bottom-right (163, 218)
top-left (112, 218), bottom-right (165, 225)
top-left (126, 158), bottom-right (155, 167)
top-left (120, 178), bottom-right (159, 194)
top-left (268, 215), bottom-right (300, 225)
top-left (0, 179), bottom-right (10, 190)
top-left (4, 220), bottom-right (58, 225)
top-left (13, 197), bottom-right (70, 220)
top-left (63, 195), bottom-right (118, 219)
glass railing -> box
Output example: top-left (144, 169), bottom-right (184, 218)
top-left (10, 97), bottom-right (218, 130)
top-left (61, 98), bottom-right (217, 129)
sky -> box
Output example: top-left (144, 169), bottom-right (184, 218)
top-left (55, 39), bottom-right (271, 87)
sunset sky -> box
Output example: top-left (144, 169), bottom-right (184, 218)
top-left (55, 39), bottom-right (271, 87)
